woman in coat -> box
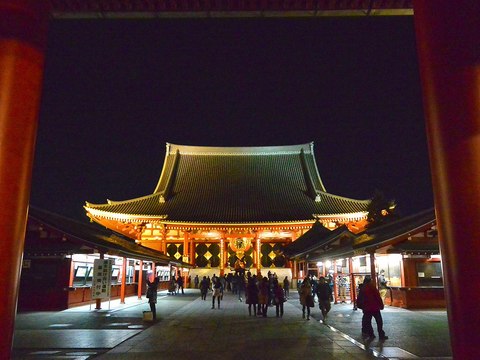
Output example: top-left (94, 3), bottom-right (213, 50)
top-left (211, 277), bottom-right (223, 309)
top-left (146, 275), bottom-right (160, 320)
top-left (258, 276), bottom-right (269, 317)
top-left (246, 275), bottom-right (259, 316)
top-left (199, 276), bottom-right (209, 300)
top-left (299, 277), bottom-right (313, 320)
top-left (273, 279), bottom-right (286, 317)
top-left (356, 276), bottom-right (388, 340)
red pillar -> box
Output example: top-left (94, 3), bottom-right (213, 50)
top-left (413, 1), bottom-right (480, 358)
top-left (0, 1), bottom-right (49, 358)
top-left (137, 260), bottom-right (143, 299)
top-left (369, 252), bottom-right (377, 288)
top-left (120, 257), bottom-right (127, 304)
top-left (332, 260), bottom-right (338, 304)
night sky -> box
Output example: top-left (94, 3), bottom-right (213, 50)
top-left (31, 16), bottom-right (434, 222)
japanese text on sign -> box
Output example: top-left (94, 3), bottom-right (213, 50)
top-left (91, 259), bottom-right (113, 299)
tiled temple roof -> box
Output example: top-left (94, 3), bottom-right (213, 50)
top-left (27, 206), bottom-right (172, 264)
top-left (85, 143), bottom-right (370, 224)
top-left (283, 222), bottom-right (354, 259)
top-left (285, 208), bottom-right (436, 262)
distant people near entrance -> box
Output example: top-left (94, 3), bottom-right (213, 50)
top-left (200, 276), bottom-right (209, 300)
top-left (316, 276), bottom-right (332, 322)
top-left (378, 270), bottom-right (389, 304)
top-left (299, 277), bottom-right (314, 320)
top-left (146, 273), bottom-right (160, 320)
top-left (338, 276), bottom-right (348, 303)
top-left (273, 279), bottom-right (286, 317)
top-left (169, 277), bottom-right (177, 295)
top-left (246, 274), bottom-right (259, 316)
top-left (211, 277), bottom-right (223, 309)
top-left (258, 277), bottom-right (269, 317)
top-left (194, 274), bottom-right (199, 289)
top-left (356, 276), bottom-right (388, 340)
top-left (176, 273), bottom-right (184, 294)
top-left (236, 271), bottom-right (245, 302)
top-left (283, 276), bottom-right (290, 299)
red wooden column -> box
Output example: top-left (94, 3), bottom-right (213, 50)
top-left (369, 252), bottom-right (377, 288)
top-left (69, 259), bottom-right (75, 287)
top-left (332, 260), bottom-right (338, 304)
top-left (413, 1), bottom-right (480, 358)
top-left (120, 257), bottom-right (127, 304)
top-left (0, 1), bottom-right (49, 357)
top-left (137, 260), bottom-right (144, 299)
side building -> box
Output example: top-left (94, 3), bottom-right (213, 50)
top-left (85, 143), bottom-right (370, 281)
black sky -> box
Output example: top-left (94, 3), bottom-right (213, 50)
top-left (31, 16), bottom-right (434, 221)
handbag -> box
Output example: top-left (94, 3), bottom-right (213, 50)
top-left (306, 294), bottom-right (314, 308)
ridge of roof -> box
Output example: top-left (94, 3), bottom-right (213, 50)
top-left (28, 205), bottom-right (171, 263)
top-left (315, 190), bottom-right (371, 204)
top-left (85, 142), bottom-right (370, 223)
top-left (166, 142), bottom-right (315, 156)
top-left (361, 207), bottom-right (435, 238)
top-left (85, 192), bottom-right (160, 208)
top-left (284, 223), bottom-right (353, 258)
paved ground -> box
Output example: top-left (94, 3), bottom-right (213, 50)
top-left (13, 289), bottom-right (452, 360)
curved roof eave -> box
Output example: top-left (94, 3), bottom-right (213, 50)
top-left (84, 206), bottom-right (168, 222)
top-left (85, 207), bottom-right (317, 227)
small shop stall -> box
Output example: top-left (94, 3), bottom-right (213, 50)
top-left (19, 206), bottom-right (172, 311)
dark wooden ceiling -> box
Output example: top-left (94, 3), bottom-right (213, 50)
top-left (49, 0), bottom-right (413, 18)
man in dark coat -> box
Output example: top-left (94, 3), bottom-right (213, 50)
top-left (176, 274), bottom-right (184, 294)
top-left (356, 276), bottom-right (388, 340)
top-left (316, 276), bottom-right (332, 321)
top-left (146, 275), bottom-right (160, 320)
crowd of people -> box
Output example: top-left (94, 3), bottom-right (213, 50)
top-left (146, 269), bottom-right (389, 341)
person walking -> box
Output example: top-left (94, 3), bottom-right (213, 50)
top-left (246, 275), bottom-right (259, 316)
top-left (338, 276), bottom-right (347, 303)
top-left (176, 274), bottom-right (184, 294)
top-left (211, 277), bottom-right (223, 309)
top-left (356, 276), bottom-right (388, 340)
top-left (169, 277), bottom-right (177, 295)
top-left (194, 275), bottom-right (199, 289)
top-left (237, 272), bottom-right (245, 302)
top-left (378, 270), bottom-right (389, 304)
top-left (200, 276), bottom-right (209, 300)
top-left (299, 277), bottom-right (314, 320)
top-left (316, 276), bottom-right (332, 322)
top-left (258, 276), bottom-right (269, 317)
top-left (283, 276), bottom-right (290, 299)
top-left (146, 274), bottom-right (159, 320)
top-left (273, 279), bottom-right (285, 317)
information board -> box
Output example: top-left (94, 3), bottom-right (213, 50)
top-left (91, 259), bottom-right (113, 299)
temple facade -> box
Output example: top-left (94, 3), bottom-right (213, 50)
top-left (85, 143), bottom-right (370, 277)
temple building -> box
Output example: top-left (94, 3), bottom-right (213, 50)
top-left (85, 143), bottom-right (370, 279)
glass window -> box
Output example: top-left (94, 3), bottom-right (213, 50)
top-left (416, 262), bottom-right (443, 286)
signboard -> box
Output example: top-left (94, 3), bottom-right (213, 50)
top-left (91, 259), bottom-right (113, 299)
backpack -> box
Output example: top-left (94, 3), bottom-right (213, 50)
top-left (356, 288), bottom-right (365, 310)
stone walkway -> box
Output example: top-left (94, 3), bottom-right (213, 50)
top-left (13, 289), bottom-right (452, 359)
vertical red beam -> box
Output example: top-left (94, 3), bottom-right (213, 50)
top-left (348, 257), bottom-right (355, 306)
top-left (369, 252), bottom-right (377, 288)
top-left (120, 257), bottom-right (127, 304)
top-left (69, 259), bottom-right (74, 287)
top-left (413, 1), bottom-right (480, 358)
top-left (137, 260), bottom-right (143, 299)
top-left (0, 1), bottom-right (49, 358)
top-left (332, 260), bottom-right (338, 304)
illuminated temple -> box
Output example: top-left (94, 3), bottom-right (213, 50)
top-left (84, 143), bottom-right (370, 277)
